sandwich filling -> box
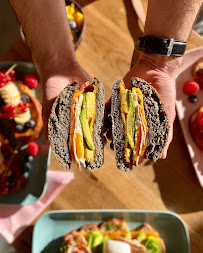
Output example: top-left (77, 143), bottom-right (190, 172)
top-left (119, 83), bottom-right (148, 165)
top-left (69, 81), bottom-right (97, 169)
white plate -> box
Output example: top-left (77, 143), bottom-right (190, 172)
top-left (176, 47), bottom-right (203, 187)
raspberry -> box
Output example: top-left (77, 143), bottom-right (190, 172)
top-left (17, 102), bottom-right (24, 108)
top-left (183, 81), bottom-right (199, 95)
top-left (24, 73), bottom-right (38, 89)
top-left (23, 102), bottom-right (30, 107)
top-left (5, 75), bottom-right (11, 82)
top-left (9, 69), bottom-right (15, 77)
top-left (21, 108), bottom-right (27, 113)
top-left (26, 142), bottom-right (39, 156)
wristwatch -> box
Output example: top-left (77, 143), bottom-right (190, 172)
top-left (136, 35), bottom-right (187, 56)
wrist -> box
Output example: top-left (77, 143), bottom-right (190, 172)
top-left (139, 52), bottom-right (182, 77)
top-left (34, 48), bottom-right (77, 81)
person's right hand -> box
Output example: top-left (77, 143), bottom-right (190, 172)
top-left (40, 60), bottom-right (91, 135)
top-left (105, 52), bottom-right (182, 159)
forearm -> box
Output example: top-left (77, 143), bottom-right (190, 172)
top-left (145, 0), bottom-right (202, 40)
top-left (9, 0), bottom-right (76, 79)
top-left (140, 0), bottom-right (203, 75)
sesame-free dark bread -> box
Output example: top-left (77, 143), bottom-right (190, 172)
top-left (48, 81), bottom-right (78, 170)
top-left (132, 77), bottom-right (169, 161)
top-left (86, 78), bottom-right (104, 170)
top-left (48, 79), bottom-right (104, 170)
top-left (111, 78), bottom-right (169, 171)
top-left (111, 79), bottom-right (131, 171)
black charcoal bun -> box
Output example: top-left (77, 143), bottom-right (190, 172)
top-left (111, 78), bottom-right (129, 171)
top-left (48, 78), bottom-right (104, 170)
top-left (87, 78), bottom-right (104, 170)
top-left (111, 77), bottom-right (169, 171)
top-left (132, 77), bottom-right (169, 161)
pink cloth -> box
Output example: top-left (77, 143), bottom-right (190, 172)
top-left (0, 170), bottom-right (74, 243)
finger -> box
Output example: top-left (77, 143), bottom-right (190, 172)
top-left (161, 123), bottom-right (173, 159)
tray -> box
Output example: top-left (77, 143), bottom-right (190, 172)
top-left (32, 209), bottom-right (190, 253)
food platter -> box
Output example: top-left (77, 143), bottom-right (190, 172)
top-left (0, 61), bottom-right (50, 205)
top-left (32, 210), bottom-right (190, 253)
top-left (176, 47), bottom-right (203, 187)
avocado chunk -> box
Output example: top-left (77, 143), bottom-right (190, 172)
top-left (126, 91), bottom-right (135, 149)
top-left (88, 231), bottom-right (103, 251)
top-left (144, 236), bottom-right (161, 253)
top-left (80, 94), bottom-right (95, 150)
top-left (136, 232), bottom-right (146, 242)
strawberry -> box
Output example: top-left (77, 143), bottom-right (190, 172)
top-left (183, 81), bottom-right (199, 95)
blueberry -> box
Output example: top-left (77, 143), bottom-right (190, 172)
top-left (15, 124), bottom-right (25, 131)
top-left (20, 162), bottom-right (32, 173)
top-left (189, 95), bottom-right (198, 103)
top-left (7, 174), bottom-right (17, 187)
top-left (69, 20), bottom-right (77, 29)
top-left (25, 155), bottom-right (34, 163)
top-left (75, 29), bottom-right (81, 38)
top-left (21, 93), bottom-right (30, 102)
top-left (25, 119), bottom-right (36, 129)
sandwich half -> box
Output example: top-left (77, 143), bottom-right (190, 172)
top-left (48, 78), bottom-right (104, 170)
top-left (111, 77), bottom-right (169, 171)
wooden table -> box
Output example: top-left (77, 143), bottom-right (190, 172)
top-left (1, 0), bottom-right (203, 252)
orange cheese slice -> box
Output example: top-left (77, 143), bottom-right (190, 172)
top-left (81, 231), bottom-right (159, 240)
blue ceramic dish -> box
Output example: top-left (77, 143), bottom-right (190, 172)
top-left (0, 61), bottom-right (50, 205)
top-left (32, 209), bottom-right (190, 253)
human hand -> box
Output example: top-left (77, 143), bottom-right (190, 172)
top-left (106, 53), bottom-right (182, 159)
top-left (40, 61), bottom-right (91, 135)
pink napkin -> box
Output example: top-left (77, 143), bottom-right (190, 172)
top-left (0, 170), bottom-right (74, 244)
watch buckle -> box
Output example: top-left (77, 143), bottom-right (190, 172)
top-left (167, 38), bottom-right (174, 56)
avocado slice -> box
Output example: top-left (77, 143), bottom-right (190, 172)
top-left (136, 232), bottom-right (146, 242)
top-left (80, 94), bottom-right (95, 150)
top-left (144, 236), bottom-right (161, 253)
top-left (126, 91), bottom-right (135, 149)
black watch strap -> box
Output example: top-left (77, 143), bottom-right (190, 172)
top-left (136, 35), bottom-right (187, 56)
